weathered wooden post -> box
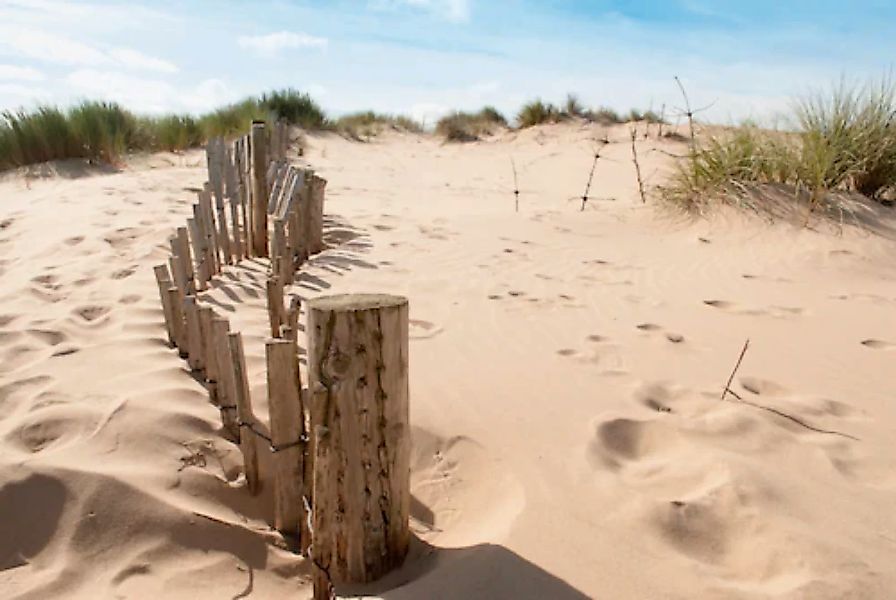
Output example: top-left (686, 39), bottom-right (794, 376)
top-left (187, 213), bottom-right (208, 289)
top-left (166, 286), bottom-right (186, 355)
top-left (309, 174), bottom-right (327, 255)
top-left (198, 306), bottom-right (218, 401)
top-left (266, 276), bottom-right (285, 338)
top-left (229, 332), bottom-right (260, 494)
top-left (212, 317), bottom-right (239, 440)
top-left (182, 295), bottom-right (203, 372)
top-left (152, 264), bottom-right (176, 345)
top-left (266, 338), bottom-right (308, 540)
top-left (306, 294), bottom-right (411, 591)
top-left (250, 121), bottom-right (268, 257)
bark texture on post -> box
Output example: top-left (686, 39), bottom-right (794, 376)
top-left (250, 121), bottom-right (268, 257)
top-left (229, 332), bottom-right (260, 494)
top-left (182, 295), bottom-right (203, 372)
top-left (152, 264), bottom-right (175, 345)
top-left (266, 338), bottom-right (307, 540)
top-left (308, 174), bottom-right (326, 255)
top-left (307, 293), bottom-right (411, 587)
top-left (266, 276), bottom-right (284, 338)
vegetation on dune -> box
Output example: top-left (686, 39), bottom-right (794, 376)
top-left (330, 111), bottom-right (423, 140)
top-left (0, 88), bottom-right (327, 170)
top-left (515, 94), bottom-right (666, 128)
top-left (435, 106), bottom-right (508, 142)
top-left (662, 76), bottom-right (896, 212)
top-left (516, 99), bottom-right (567, 128)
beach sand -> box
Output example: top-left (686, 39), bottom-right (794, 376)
top-left (2, 122), bottom-right (895, 598)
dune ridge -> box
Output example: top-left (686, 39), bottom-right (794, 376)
top-left (2, 123), bottom-right (896, 598)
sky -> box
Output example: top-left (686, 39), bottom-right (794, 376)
top-left (0, 0), bottom-right (893, 126)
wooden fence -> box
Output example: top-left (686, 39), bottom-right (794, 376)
top-left (153, 121), bottom-right (410, 599)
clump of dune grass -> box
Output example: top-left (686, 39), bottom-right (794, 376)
top-left (259, 89), bottom-right (327, 129)
top-left (331, 111), bottom-right (422, 140)
top-left (517, 99), bottom-right (567, 128)
top-left (564, 94), bottom-right (586, 118)
top-left (141, 114), bottom-right (204, 151)
top-left (585, 106), bottom-right (623, 125)
top-left (0, 89), bottom-right (331, 170)
top-left (0, 102), bottom-right (141, 169)
top-left (661, 76), bottom-right (896, 213)
top-left (436, 107), bottom-right (508, 142)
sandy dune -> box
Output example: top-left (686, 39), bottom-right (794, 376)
top-left (2, 122), bottom-right (896, 598)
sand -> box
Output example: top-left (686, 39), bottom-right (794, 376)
top-left (1, 122), bottom-right (895, 599)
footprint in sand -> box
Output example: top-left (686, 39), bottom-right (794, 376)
top-left (861, 339), bottom-right (895, 350)
top-left (636, 323), bottom-right (686, 344)
top-left (587, 416), bottom-right (683, 471)
top-left (703, 299), bottom-right (735, 309)
top-left (409, 319), bottom-right (443, 340)
top-left (110, 267), bottom-right (136, 280)
top-left (26, 329), bottom-right (66, 346)
top-left (74, 305), bottom-right (110, 323)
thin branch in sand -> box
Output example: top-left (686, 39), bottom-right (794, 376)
top-left (578, 138), bottom-right (611, 211)
top-left (673, 75), bottom-right (695, 147)
top-left (672, 76), bottom-right (716, 150)
top-left (719, 339), bottom-right (859, 441)
top-left (630, 126), bottom-right (647, 204)
top-left (511, 156), bottom-right (520, 212)
top-left (721, 339), bottom-right (750, 401)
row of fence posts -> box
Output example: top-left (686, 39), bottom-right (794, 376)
top-left (152, 120), bottom-right (411, 599)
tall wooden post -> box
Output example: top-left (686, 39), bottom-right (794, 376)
top-left (266, 338), bottom-right (307, 540)
top-left (250, 121), bottom-right (268, 257)
top-left (182, 296), bottom-right (203, 372)
top-left (212, 317), bottom-right (239, 440)
top-left (229, 332), bottom-right (260, 494)
top-left (306, 294), bottom-right (411, 589)
top-left (309, 174), bottom-right (326, 255)
top-left (152, 264), bottom-right (176, 345)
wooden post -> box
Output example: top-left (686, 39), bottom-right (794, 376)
top-left (166, 287), bottom-right (186, 356)
top-left (239, 182), bottom-right (250, 259)
top-left (308, 174), bottom-right (326, 255)
top-left (229, 332), bottom-right (260, 494)
top-left (266, 338), bottom-right (307, 540)
top-left (250, 121), bottom-right (268, 257)
top-left (172, 227), bottom-right (195, 294)
top-left (216, 199), bottom-right (232, 267)
top-left (307, 294), bottom-right (411, 586)
top-left (212, 317), bottom-right (239, 440)
top-left (229, 188), bottom-right (242, 261)
top-left (266, 276), bottom-right (285, 338)
top-left (153, 264), bottom-right (176, 345)
top-left (273, 219), bottom-right (290, 284)
top-left (182, 295), bottom-right (204, 372)
top-left (198, 306), bottom-right (218, 402)
top-left (199, 189), bottom-right (220, 274)
top-left (188, 213), bottom-right (208, 290)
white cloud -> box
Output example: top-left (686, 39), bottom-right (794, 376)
top-left (237, 31), bottom-right (328, 57)
top-left (108, 48), bottom-right (178, 74)
top-left (0, 82), bottom-right (49, 102)
top-left (64, 69), bottom-right (238, 114)
top-left (0, 28), bottom-right (109, 66)
top-left (0, 27), bottom-right (177, 73)
top-left (0, 64), bottom-right (44, 81)
top-left (370, 0), bottom-right (470, 22)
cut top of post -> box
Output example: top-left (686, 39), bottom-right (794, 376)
top-left (307, 293), bottom-right (408, 313)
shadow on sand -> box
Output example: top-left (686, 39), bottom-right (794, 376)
top-left (340, 535), bottom-right (591, 600)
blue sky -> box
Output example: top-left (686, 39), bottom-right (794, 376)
top-left (0, 0), bottom-right (892, 125)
